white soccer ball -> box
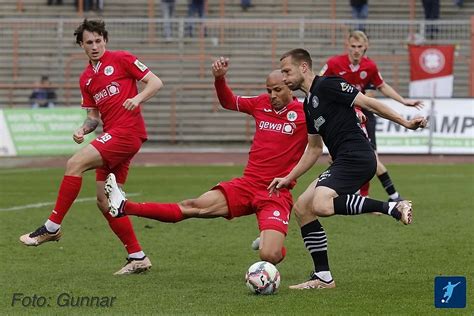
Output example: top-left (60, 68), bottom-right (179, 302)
top-left (245, 261), bottom-right (280, 295)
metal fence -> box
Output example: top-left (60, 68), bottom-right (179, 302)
top-left (0, 18), bottom-right (472, 143)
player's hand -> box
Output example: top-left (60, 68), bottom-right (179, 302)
top-left (404, 99), bottom-right (424, 110)
top-left (355, 109), bottom-right (366, 123)
top-left (211, 57), bottom-right (229, 78)
top-left (267, 177), bottom-right (291, 196)
top-left (405, 116), bottom-right (428, 130)
top-left (123, 97), bottom-right (140, 111)
top-left (73, 127), bottom-right (85, 144)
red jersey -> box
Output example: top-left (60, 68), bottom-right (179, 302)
top-left (214, 77), bottom-right (307, 188)
top-left (319, 54), bottom-right (384, 93)
top-left (79, 50), bottom-right (151, 140)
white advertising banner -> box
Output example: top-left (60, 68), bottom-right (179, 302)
top-left (375, 98), bottom-right (474, 154)
top-left (0, 110), bottom-right (17, 156)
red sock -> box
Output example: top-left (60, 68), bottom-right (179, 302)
top-left (125, 202), bottom-right (184, 223)
top-left (360, 182), bottom-right (370, 197)
top-left (103, 212), bottom-right (142, 254)
top-left (278, 246), bottom-right (287, 264)
top-left (48, 175), bottom-right (82, 224)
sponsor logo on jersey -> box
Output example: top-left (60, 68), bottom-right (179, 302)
top-left (104, 66), bottom-right (114, 76)
top-left (273, 210), bottom-right (280, 217)
top-left (338, 71), bottom-right (347, 76)
top-left (258, 121), bottom-right (296, 135)
top-left (134, 59), bottom-right (148, 72)
top-left (263, 108), bottom-right (272, 112)
top-left (360, 71), bottom-right (367, 79)
top-left (85, 78), bottom-right (92, 86)
top-left (319, 64), bottom-right (328, 76)
top-left (312, 96), bottom-right (319, 108)
top-left (314, 116), bottom-right (325, 131)
top-left (282, 123), bottom-right (296, 135)
top-left (287, 111), bottom-right (297, 121)
top-left (93, 82), bottom-right (120, 103)
top-left (340, 82), bottom-right (354, 93)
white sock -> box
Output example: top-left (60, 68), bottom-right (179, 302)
top-left (389, 192), bottom-right (400, 200)
top-left (315, 271), bottom-right (333, 283)
top-left (387, 202), bottom-right (397, 215)
top-left (44, 219), bottom-right (60, 232)
top-left (128, 251), bottom-right (145, 259)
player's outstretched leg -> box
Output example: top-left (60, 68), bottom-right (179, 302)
top-left (105, 173), bottom-right (127, 217)
top-left (289, 271), bottom-right (336, 290)
top-left (332, 195), bottom-right (413, 225)
top-left (395, 200), bottom-right (412, 225)
top-left (19, 225), bottom-right (62, 246)
top-left (114, 256), bottom-right (152, 275)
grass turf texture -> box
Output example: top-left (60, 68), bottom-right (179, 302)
top-left (0, 164), bottom-right (473, 315)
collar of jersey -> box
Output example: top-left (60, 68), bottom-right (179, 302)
top-left (90, 50), bottom-right (109, 74)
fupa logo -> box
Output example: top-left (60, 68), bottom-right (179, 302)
top-left (434, 276), bottom-right (466, 308)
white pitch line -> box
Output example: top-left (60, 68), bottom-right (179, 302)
top-left (0, 193), bottom-right (141, 212)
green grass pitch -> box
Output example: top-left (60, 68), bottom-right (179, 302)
top-left (1, 163), bottom-right (473, 315)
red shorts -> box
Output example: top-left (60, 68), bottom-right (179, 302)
top-left (90, 130), bottom-right (143, 184)
top-left (212, 177), bottom-right (293, 235)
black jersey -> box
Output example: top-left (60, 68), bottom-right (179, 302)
top-left (304, 76), bottom-right (372, 158)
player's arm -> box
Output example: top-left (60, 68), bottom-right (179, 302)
top-left (211, 56), bottom-right (240, 110)
top-left (354, 92), bottom-right (427, 130)
top-left (268, 134), bottom-right (324, 193)
top-left (123, 72), bottom-right (163, 110)
top-left (377, 82), bottom-right (423, 109)
top-left (73, 108), bottom-right (100, 144)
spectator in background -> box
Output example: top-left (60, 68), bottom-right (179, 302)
top-left (96, 0), bottom-right (104, 14)
top-left (350, 0), bottom-right (368, 32)
top-left (241, 0), bottom-right (253, 11)
top-left (453, 0), bottom-right (463, 8)
top-left (75, 0), bottom-right (94, 12)
top-left (30, 75), bottom-right (57, 109)
top-left (47, 0), bottom-right (63, 5)
top-left (421, 0), bottom-right (440, 39)
top-left (161, 0), bottom-right (176, 40)
top-left (185, 0), bottom-right (206, 37)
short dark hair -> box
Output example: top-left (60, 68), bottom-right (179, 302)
top-left (280, 48), bottom-right (312, 69)
top-left (74, 19), bottom-right (108, 45)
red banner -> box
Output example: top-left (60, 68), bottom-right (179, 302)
top-left (409, 45), bottom-right (455, 81)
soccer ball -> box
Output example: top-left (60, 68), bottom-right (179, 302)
top-left (245, 261), bottom-right (280, 295)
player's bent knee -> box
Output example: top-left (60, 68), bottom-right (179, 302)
top-left (259, 248), bottom-right (283, 265)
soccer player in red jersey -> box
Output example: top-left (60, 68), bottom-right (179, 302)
top-left (19, 19), bottom-right (163, 275)
top-left (104, 56), bottom-right (309, 265)
top-left (320, 30), bottom-right (423, 201)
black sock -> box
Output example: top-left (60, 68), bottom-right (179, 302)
top-left (378, 172), bottom-right (398, 196)
top-left (333, 195), bottom-right (401, 220)
top-left (301, 220), bottom-right (330, 273)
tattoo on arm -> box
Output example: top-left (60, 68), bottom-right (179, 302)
top-left (82, 110), bottom-right (99, 134)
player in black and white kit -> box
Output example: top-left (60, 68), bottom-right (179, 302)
top-left (268, 48), bottom-right (427, 290)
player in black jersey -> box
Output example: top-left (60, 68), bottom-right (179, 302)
top-left (268, 48), bottom-right (427, 290)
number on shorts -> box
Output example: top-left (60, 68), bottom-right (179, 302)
top-left (97, 133), bottom-right (112, 144)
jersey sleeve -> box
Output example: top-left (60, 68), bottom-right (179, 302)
top-left (368, 62), bottom-right (384, 88)
top-left (120, 51), bottom-right (151, 81)
top-left (79, 77), bottom-right (96, 109)
top-left (214, 77), bottom-right (257, 114)
top-left (305, 110), bottom-right (318, 135)
top-left (319, 77), bottom-right (359, 108)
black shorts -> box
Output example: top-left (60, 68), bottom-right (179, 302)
top-left (362, 109), bottom-right (377, 150)
top-left (315, 150), bottom-right (376, 195)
